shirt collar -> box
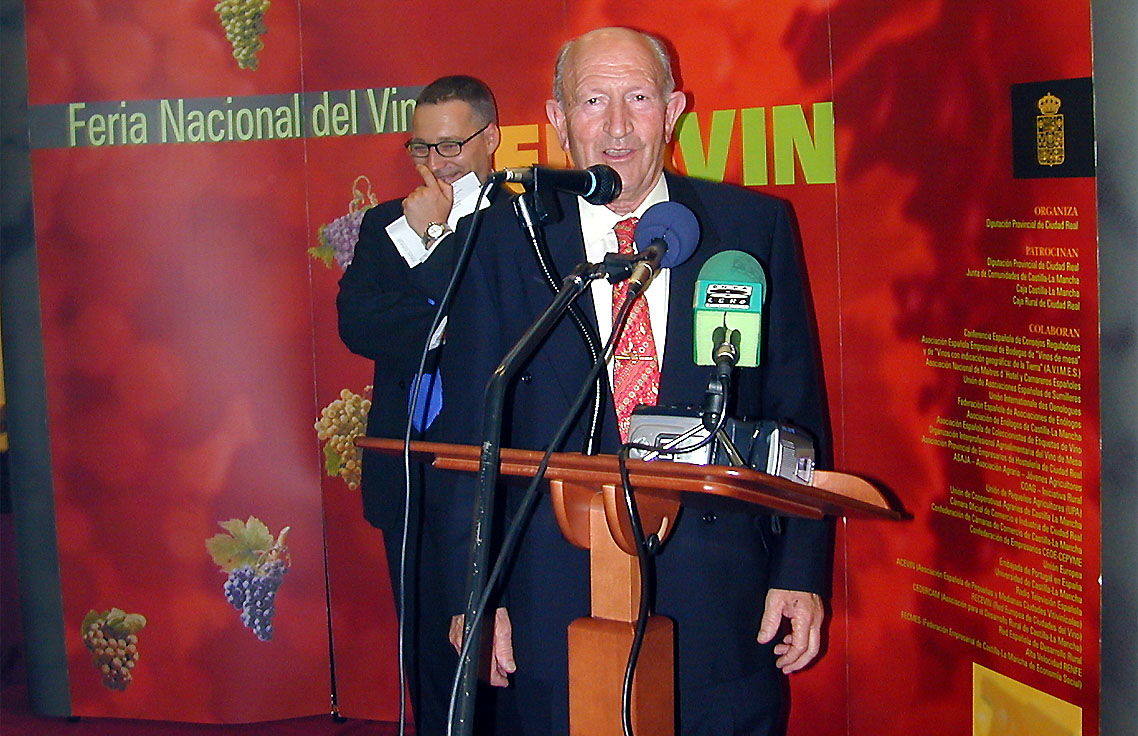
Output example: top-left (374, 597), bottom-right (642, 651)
top-left (579, 174), bottom-right (670, 261)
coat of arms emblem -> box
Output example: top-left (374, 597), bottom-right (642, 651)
top-left (1036, 92), bottom-right (1064, 166)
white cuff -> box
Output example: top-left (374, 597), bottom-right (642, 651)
top-left (386, 216), bottom-right (437, 268)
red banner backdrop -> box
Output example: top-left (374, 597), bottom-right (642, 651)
top-left (22, 0), bottom-right (1098, 733)
top-left (826, 3), bottom-right (1098, 734)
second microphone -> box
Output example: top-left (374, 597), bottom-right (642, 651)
top-left (496, 164), bottom-right (622, 206)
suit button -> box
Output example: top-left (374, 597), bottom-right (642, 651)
top-left (701, 511), bottom-right (716, 523)
top-left (519, 373), bottom-right (532, 383)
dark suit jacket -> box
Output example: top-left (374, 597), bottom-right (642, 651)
top-left (429, 172), bottom-right (833, 733)
top-left (337, 197), bottom-right (461, 533)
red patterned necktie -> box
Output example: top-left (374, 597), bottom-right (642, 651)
top-left (611, 217), bottom-right (660, 442)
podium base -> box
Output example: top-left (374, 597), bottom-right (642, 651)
top-left (568, 615), bottom-right (675, 736)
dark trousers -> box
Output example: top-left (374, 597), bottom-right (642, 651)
top-left (382, 465), bottom-right (456, 736)
top-left (487, 501), bottom-right (788, 736)
top-left (384, 466), bottom-right (500, 736)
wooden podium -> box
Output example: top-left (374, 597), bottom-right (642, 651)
top-left (358, 438), bottom-right (900, 735)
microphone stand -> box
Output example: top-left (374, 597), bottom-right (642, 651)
top-left (450, 259), bottom-right (605, 736)
top-left (700, 331), bottom-right (748, 466)
top-left (513, 193), bottom-right (606, 455)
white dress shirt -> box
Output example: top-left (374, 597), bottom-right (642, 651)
top-left (578, 174), bottom-right (671, 382)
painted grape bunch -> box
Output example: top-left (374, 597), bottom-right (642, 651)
top-left (314, 387), bottom-right (372, 490)
top-left (310, 176), bottom-right (378, 269)
top-left (81, 608), bottom-right (146, 691)
top-left (207, 517), bottom-right (291, 641)
top-left (214, 0), bottom-right (270, 70)
top-left (314, 208), bottom-right (368, 269)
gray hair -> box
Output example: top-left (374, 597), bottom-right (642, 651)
top-left (552, 28), bottom-right (676, 106)
top-left (417, 75), bottom-right (498, 125)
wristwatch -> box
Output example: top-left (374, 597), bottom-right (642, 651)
top-left (422, 221), bottom-right (451, 247)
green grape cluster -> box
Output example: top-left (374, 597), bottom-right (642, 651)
top-left (214, 0), bottom-right (270, 70)
top-left (81, 609), bottom-right (146, 691)
top-left (314, 387), bottom-right (372, 490)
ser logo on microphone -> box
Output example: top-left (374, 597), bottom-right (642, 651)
top-left (705, 283), bottom-right (754, 308)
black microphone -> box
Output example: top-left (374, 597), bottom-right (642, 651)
top-left (626, 201), bottom-right (700, 294)
top-left (497, 164), bottom-right (621, 206)
top-left (702, 324), bottom-right (740, 430)
top-left (711, 325), bottom-right (741, 377)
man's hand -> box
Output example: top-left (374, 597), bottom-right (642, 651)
top-left (449, 607), bottom-right (516, 687)
top-left (403, 163), bottom-right (454, 237)
top-left (756, 588), bottom-right (824, 674)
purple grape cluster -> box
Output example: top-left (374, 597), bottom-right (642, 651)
top-left (223, 565), bottom-right (255, 609)
top-left (224, 560), bottom-right (288, 641)
top-left (319, 208), bottom-right (368, 268)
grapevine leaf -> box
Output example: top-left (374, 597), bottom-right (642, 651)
top-left (206, 517), bottom-right (276, 571)
top-left (120, 613), bottom-right (147, 633)
top-left (81, 610), bottom-right (101, 634)
top-left (240, 516), bottom-right (274, 551)
top-left (205, 532), bottom-right (254, 571)
top-left (307, 244), bottom-right (336, 269)
top-left (218, 519), bottom-right (247, 538)
top-left (101, 611), bottom-right (146, 637)
top-left (323, 442), bottom-right (343, 476)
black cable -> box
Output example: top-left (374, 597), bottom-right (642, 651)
top-left (614, 406), bottom-right (728, 736)
top-left (397, 177), bottom-right (498, 736)
top-left (616, 444), bottom-right (654, 736)
top-left (446, 269), bottom-right (635, 733)
top-left (513, 195), bottom-right (606, 455)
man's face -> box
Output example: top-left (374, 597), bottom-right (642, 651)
top-left (546, 30), bottom-right (686, 213)
top-left (408, 99), bottom-right (499, 185)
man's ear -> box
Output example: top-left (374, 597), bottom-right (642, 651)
top-left (485, 122), bottom-right (502, 155)
top-left (545, 99), bottom-right (571, 152)
top-left (663, 90), bottom-right (687, 142)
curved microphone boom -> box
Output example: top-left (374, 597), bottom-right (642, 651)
top-left (497, 164), bottom-right (622, 206)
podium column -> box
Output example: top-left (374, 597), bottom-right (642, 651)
top-left (555, 482), bottom-right (677, 736)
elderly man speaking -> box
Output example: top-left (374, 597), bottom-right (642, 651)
top-left (434, 27), bottom-right (832, 736)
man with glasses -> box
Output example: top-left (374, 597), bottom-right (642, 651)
top-left (337, 74), bottom-right (501, 736)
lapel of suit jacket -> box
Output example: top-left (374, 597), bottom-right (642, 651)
top-left (542, 191), bottom-right (599, 330)
top-left (516, 192), bottom-right (608, 414)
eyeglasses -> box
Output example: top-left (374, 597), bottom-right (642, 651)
top-left (405, 122), bottom-right (490, 158)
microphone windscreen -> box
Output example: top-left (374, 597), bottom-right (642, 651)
top-left (635, 201), bottom-right (700, 267)
top-left (692, 250), bottom-right (765, 367)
